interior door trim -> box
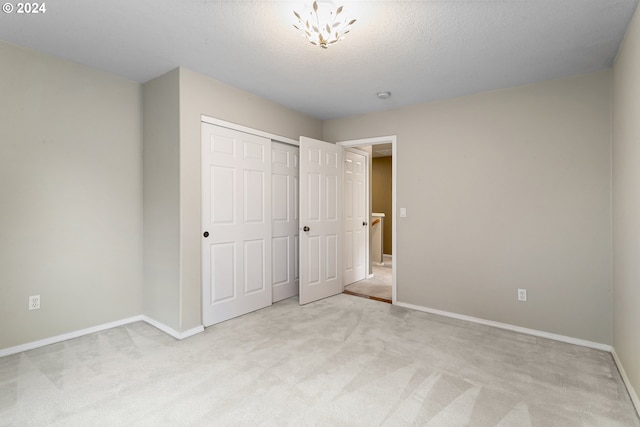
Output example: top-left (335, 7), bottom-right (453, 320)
top-left (201, 115), bottom-right (298, 146)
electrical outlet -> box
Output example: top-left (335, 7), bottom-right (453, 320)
top-left (517, 289), bottom-right (527, 302)
top-left (29, 295), bottom-right (40, 310)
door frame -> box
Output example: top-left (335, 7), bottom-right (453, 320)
top-left (202, 116), bottom-right (299, 146)
top-left (337, 136), bottom-right (397, 304)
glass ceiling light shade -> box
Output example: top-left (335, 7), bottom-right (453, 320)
top-left (293, 1), bottom-right (356, 49)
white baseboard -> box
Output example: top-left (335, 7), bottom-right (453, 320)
top-left (141, 315), bottom-right (204, 340)
top-left (0, 315), bottom-right (204, 358)
top-left (612, 347), bottom-right (640, 417)
top-left (0, 315), bottom-right (143, 358)
top-left (398, 300), bottom-right (640, 415)
top-left (395, 301), bottom-right (612, 352)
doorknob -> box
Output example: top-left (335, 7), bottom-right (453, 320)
top-left (362, 221), bottom-right (368, 226)
top-left (203, 231), bottom-right (209, 238)
top-left (303, 226), bottom-right (310, 232)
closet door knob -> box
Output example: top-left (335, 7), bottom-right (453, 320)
top-left (362, 221), bottom-right (368, 226)
top-left (203, 231), bottom-right (210, 238)
top-left (303, 226), bottom-right (310, 232)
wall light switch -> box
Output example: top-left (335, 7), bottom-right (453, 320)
top-left (400, 208), bottom-right (407, 218)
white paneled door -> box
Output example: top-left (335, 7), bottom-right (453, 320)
top-left (343, 149), bottom-right (367, 285)
top-left (271, 142), bottom-right (299, 302)
top-left (202, 123), bottom-right (272, 326)
top-left (299, 136), bottom-right (343, 305)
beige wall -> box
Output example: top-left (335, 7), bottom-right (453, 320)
top-left (325, 71), bottom-right (613, 344)
top-left (143, 69), bottom-right (181, 330)
top-left (0, 42), bottom-right (143, 349)
top-left (142, 67), bottom-right (323, 332)
top-left (372, 157), bottom-right (393, 255)
top-left (613, 3), bottom-right (640, 408)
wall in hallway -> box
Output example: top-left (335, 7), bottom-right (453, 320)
top-left (372, 156), bottom-right (393, 255)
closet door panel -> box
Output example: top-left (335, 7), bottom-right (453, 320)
top-left (202, 123), bottom-right (272, 326)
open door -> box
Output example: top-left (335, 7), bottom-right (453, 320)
top-left (343, 148), bottom-right (368, 285)
top-left (299, 136), bottom-right (343, 305)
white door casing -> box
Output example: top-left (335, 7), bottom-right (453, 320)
top-left (271, 142), bottom-right (300, 302)
top-left (343, 149), bottom-right (368, 285)
top-left (299, 136), bottom-right (343, 305)
top-left (202, 123), bottom-right (272, 326)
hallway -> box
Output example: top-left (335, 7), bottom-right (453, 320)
top-left (343, 255), bottom-right (392, 302)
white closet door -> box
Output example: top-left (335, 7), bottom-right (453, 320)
top-left (343, 149), bottom-right (367, 285)
top-left (271, 142), bottom-right (299, 302)
top-left (299, 136), bottom-right (343, 305)
top-left (202, 123), bottom-right (271, 326)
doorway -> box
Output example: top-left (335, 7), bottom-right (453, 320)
top-left (338, 137), bottom-right (397, 304)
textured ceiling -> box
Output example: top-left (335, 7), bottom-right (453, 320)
top-left (372, 143), bottom-right (393, 158)
top-left (1, 0), bottom-right (638, 120)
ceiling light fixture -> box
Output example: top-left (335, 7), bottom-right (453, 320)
top-left (377, 91), bottom-right (391, 99)
top-left (293, 1), bottom-right (356, 49)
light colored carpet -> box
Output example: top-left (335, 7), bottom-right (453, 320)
top-left (1, 294), bottom-right (638, 426)
top-left (344, 261), bottom-right (392, 300)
